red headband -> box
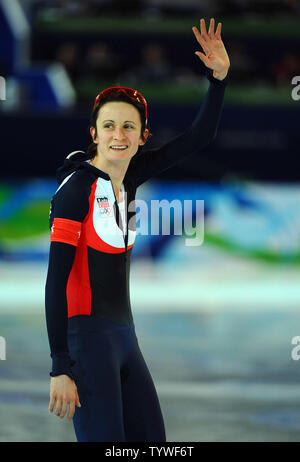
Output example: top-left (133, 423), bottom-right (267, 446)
top-left (93, 86), bottom-right (148, 124)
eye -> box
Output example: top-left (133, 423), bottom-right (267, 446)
top-left (103, 124), bottom-right (134, 129)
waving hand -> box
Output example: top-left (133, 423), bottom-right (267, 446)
top-left (192, 18), bottom-right (230, 80)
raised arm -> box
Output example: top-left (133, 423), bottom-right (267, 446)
top-left (126, 18), bottom-right (230, 188)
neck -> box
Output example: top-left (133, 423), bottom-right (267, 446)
top-left (90, 153), bottom-right (130, 192)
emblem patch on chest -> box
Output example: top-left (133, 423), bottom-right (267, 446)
top-left (96, 196), bottom-right (112, 216)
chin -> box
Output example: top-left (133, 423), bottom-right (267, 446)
top-left (108, 149), bottom-right (133, 162)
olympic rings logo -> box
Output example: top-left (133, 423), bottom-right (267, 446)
top-left (99, 207), bottom-right (111, 215)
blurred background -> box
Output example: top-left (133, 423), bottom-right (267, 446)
top-left (0, 0), bottom-right (300, 442)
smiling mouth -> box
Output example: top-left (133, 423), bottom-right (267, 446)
top-left (110, 146), bottom-right (128, 150)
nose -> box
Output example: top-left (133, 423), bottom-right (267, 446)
top-left (113, 126), bottom-right (126, 140)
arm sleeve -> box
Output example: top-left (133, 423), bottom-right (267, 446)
top-left (129, 69), bottom-right (229, 188)
top-left (45, 178), bottom-right (90, 380)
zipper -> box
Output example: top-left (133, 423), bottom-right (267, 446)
top-left (110, 180), bottom-right (128, 253)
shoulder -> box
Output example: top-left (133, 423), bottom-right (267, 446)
top-left (55, 168), bottom-right (93, 199)
top-left (52, 169), bottom-right (93, 221)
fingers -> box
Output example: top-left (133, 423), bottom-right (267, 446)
top-left (49, 394), bottom-right (80, 420)
top-left (195, 51), bottom-right (211, 68)
top-left (207, 18), bottom-right (214, 37)
top-left (200, 18), bottom-right (208, 39)
top-left (59, 398), bottom-right (68, 419)
top-left (215, 22), bottom-right (222, 40)
top-left (52, 397), bottom-right (77, 420)
top-left (49, 394), bottom-right (55, 413)
top-left (75, 389), bottom-right (81, 408)
top-left (193, 18), bottom-right (222, 43)
top-left (207, 18), bottom-right (222, 39)
top-left (67, 388), bottom-right (81, 421)
top-left (49, 377), bottom-right (80, 421)
top-left (192, 26), bottom-right (211, 55)
top-left (68, 401), bottom-right (75, 422)
top-left (54, 398), bottom-right (62, 417)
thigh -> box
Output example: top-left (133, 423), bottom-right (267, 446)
top-left (121, 336), bottom-right (166, 442)
top-left (69, 331), bottom-right (126, 442)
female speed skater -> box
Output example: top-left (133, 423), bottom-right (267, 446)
top-left (45, 17), bottom-right (230, 442)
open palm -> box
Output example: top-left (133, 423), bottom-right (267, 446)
top-left (192, 18), bottom-right (230, 80)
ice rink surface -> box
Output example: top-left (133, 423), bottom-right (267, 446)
top-left (0, 257), bottom-right (300, 442)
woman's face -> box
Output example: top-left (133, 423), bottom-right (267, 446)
top-left (90, 101), bottom-right (148, 163)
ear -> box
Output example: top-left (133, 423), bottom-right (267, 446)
top-left (90, 126), bottom-right (98, 144)
top-left (139, 128), bottom-right (149, 146)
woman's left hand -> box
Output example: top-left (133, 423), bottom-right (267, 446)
top-left (192, 18), bottom-right (230, 80)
